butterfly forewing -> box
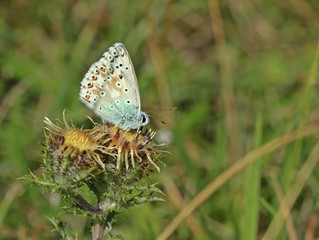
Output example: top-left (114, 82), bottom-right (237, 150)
top-left (109, 43), bottom-right (141, 109)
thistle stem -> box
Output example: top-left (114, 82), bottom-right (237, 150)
top-left (92, 218), bottom-right (106, 240)
top-left (92, 198), bottom-right (116, 239)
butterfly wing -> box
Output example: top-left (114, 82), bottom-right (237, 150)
top-left (79, 43), bottom-right (144, 130)
top-left (109, 43), bottom-right (141, 110)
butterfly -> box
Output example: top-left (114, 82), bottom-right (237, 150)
top-left (79, 43), bottom-right (149, 130)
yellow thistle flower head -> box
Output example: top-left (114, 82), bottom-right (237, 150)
top-left (42, 115), bottom-right (161, 184)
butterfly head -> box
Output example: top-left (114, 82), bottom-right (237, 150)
top-left (120, 111), bottom-right (150, 130)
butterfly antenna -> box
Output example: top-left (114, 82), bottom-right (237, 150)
top-left (148, 107), bottom-right (177, 113)
top-left (147, 113), bottom-right (168, 126)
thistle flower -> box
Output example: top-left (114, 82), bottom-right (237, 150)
top-left (43, 116), bottom-right (160, 178)
top-left (27, 114), bottom-right (164, 239)
top-left (92, 123), bottom-right (160, 171)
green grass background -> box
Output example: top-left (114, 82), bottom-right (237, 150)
top-left (1, 0), bottom-right (319, 239)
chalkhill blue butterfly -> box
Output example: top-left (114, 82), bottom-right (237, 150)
top-left (79, 43), bottom-right (149, 130)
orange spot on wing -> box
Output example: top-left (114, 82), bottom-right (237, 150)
top-left (84, 95), bottom-right (90, 101)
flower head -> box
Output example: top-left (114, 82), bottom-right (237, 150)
top-left (27, 114), bottom-right (165, 239)
top-left (43, 116), bottom-right (161, 182)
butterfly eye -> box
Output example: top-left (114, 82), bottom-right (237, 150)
top-left (94, 69), bottom-right (100, 74)
top-left (87, 83), bottom-right (94, 88)
top-left (141, 113), bottom-right (149, 126)
top-left (100, 66), bottom-right (106, 72)
top-left (91, 75), bottom-right (97, 81)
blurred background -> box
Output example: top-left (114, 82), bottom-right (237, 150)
top-left (1, 0), bottom-right (319, 239)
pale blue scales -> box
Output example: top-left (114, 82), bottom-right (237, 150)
top-left (79, 43), bottom-right (149, 130)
